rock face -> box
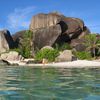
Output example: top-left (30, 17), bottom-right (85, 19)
top-left (30, 13), bottom-right (61, 30)
top-left (56, 50), bottom-right (72, 62)
top-left (0, 30), bottom-right (14, 53)
top-left (29, 12), bottom-right (90, 49)
top-left (33, 25), bottom-right (61, 49)
top-left (59, 17), bottom-right (84, 39)
top-left (12, 30), bottom-right (27, 48)
top-left (13, 12), bottom-right (90, 51)
top-left (78, 26), bottom-right (90, 39)
top-left (0, 51), bottom-right (23, 61)
top-left (30, 13), bottom-right (84, 38)
top-left (70, 39), bottom-right (86, 51)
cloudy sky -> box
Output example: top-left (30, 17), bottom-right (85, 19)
top-left (0, 0), bottom-right (100, 34)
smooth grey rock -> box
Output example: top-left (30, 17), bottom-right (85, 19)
top-left (40, 46), bottom-right (54, 51)
top-left (33, 24), bottom-right (61, 49)
top-left (30, 13), bottom-right (61, 30)
top-left (0, 51), bottom-right (23, 61)
top-left (56, 50), bottom-right (72, 62)
top-left (0, 30), bottom-right (14, 53)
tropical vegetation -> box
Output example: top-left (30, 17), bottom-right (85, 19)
top-left (74, 51), bottom-right (92, 60)
top-left (84, 34), bottom-right (100, 58)
top-left (35, 48), bottom-right (59, 62)
top-left (15, 30), bottom-right (33, 58)
top-left (54, 43), bottom-right (72, 51)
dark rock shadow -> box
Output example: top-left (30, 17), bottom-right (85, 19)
top-left (4, 30), bottom-right (15, 49)
top-left (58, 21), bottom-right (68, 33)
top-left (53, 34), bottom-right (71, 46)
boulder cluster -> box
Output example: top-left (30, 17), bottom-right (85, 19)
top-left (13, 12), bottom-right (90, 50)
top-left (0, 12), bottom-right (91, 64)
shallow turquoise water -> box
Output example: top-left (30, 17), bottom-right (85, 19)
top-left (0, 66), bottom-right (100, 100)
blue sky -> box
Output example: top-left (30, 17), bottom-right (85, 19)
top-left (0, 0), bottom-right (100, 34)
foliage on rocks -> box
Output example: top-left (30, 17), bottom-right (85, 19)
top-left (54, 43), bottom-right (72, 51)
top-left (20, 30), bottom-right (33, 58)
top-left (13, 30), bottom-right (33, 58)
top-left (35, 48), bottom-right (59, 62)
top-left (84, 34), bottom-right (100, 58)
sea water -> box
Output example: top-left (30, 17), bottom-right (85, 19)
top-left (0, 66), bottom-right (100, 100)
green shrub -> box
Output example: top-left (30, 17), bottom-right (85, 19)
top-left (54, 43), bottom-right (71, 51)
top-left (20, 46), bottom-right (31, 58)
top-left (10, 48), bottom-right (20, 53)
top-left (84, 34), bottom-right (100, 58)
top-left (74, 51), bottom-right (92, 60)
top-left (35, 48), bottom-right (59, 62)
top-left (10, 47), bottom-right (31, 58)
top-left (19, 30), bottom-right (33, 58)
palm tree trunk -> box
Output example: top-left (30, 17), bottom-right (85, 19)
top-left (93, 48), bottom-right (95, 58)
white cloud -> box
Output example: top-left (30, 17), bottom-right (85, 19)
top-left (7, 6), bottom-right (36, 31)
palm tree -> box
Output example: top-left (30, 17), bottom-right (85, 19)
top-left (84, 34), bottom-right (100, 58)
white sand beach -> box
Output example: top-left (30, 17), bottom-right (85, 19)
top-left (11, 60), bottom-right (100, 68)
top-left (29, 60), bottom-right (100, 68)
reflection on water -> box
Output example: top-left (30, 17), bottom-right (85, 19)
top-left (0, 66), bottom-right (100, 100)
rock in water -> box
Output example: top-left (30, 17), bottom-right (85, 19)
top-left (0, 30), bottom-right (14, 53)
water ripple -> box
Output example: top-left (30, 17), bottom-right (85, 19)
top-left (0, 66), bottom-right (99, 100)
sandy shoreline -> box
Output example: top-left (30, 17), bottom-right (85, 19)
top-left (8, 60), bottom-right (100, 68)
top-left (27, 60), bottom-right (100, 68)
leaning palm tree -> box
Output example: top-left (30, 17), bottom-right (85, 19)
top-left (84, 34), bottom-right (100, 58)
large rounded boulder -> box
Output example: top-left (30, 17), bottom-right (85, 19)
top-left (33, 24), bottom-right (61, 49)
top-left (58, 17), bottom-right (84, 38)
top-left (0, 30), bottom-right (14, 53)
top-left (29, 12), bottom-right (89, 47)
top-left (13, 12), bottom-right (90, 52)
top-left (0, 51), bottom-right (23, 61)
